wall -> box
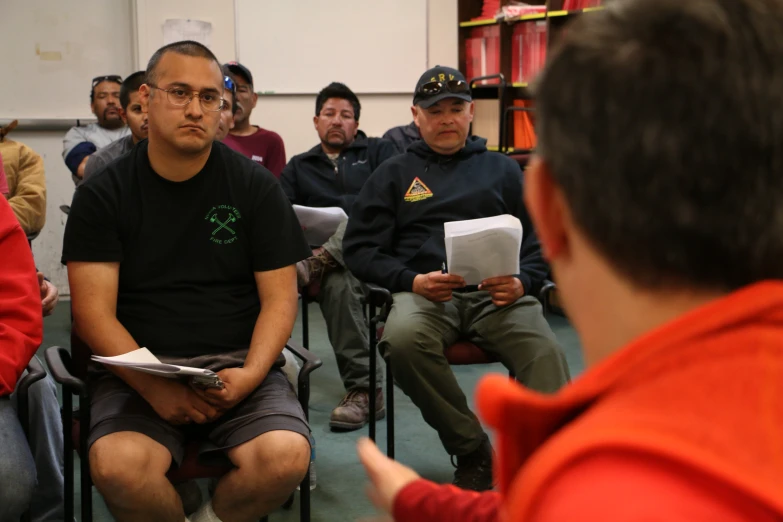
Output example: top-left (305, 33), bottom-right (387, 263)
top-left (135, 0), bottom-right (456, 161)
top-left (22, 0), bottom-right (457, 296)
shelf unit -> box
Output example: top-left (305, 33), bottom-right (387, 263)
top-left (458, 0), bottom-right (605, 153)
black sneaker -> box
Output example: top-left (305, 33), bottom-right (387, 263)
top-left (452, 438), bottom-right (494, 491)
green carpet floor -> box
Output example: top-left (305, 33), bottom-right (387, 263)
top-left (39, 300), bottom-right (583, 521)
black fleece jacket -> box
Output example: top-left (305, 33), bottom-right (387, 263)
top-left (279, 131), bottom-right (398, 215)
top-left (343, 136), bottom-right (549, 295)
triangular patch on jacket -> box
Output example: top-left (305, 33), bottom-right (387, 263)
top-left (404, 177), bottom-right (433, 202)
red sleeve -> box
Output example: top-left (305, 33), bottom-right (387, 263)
top-left (265, 132), bottom-right (287, 178)
top-left (393, 479), bottom-right (501, 522)
top-left (528, 450), bottom-right (778, 522)
top-left (0, 197), bottom-right (42, 396)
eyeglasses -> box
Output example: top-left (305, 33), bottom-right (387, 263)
top-left (417, 80), bottom-right (471, 98)
top-left (148, 84), bottom-right (224, 112)
top-left (224, 76), bottom-right (235, 91)
top-left (91, 75), bottom-right (123, 89)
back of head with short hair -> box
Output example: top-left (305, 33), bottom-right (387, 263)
top-left (535, 0), bottom-right (783, 292)
top-left (120, 71), bottom-right (146, 110)
top-left (145, 40), bottom-right (221, 87)
top-left (315, 82), bottom-right (361, 121)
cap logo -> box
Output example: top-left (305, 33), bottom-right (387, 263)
top-left (430, 73), bottom-right (456, 82)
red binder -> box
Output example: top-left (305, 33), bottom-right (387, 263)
top-left (512, 22), bottom-right (547, 84)
top-left (465, 26), bottom-right (501, 85)
top-left (563, 0), bottom-right (603, 9)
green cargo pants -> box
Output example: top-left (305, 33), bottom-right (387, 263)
top-left (379, 290), bottom-right (570, 456)
top-left (318, 220), bottom-right (384, 391)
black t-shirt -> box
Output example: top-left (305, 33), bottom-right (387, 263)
top-left (62, 140), bottom-right (310, 357)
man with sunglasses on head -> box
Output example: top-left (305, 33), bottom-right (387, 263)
top-left (215, 69), bottom-right (239, 142)
top-left (62, 40), bottom-right (312, 522)
top-left (82, 72), bottom-right (149, 181)
top-left (344, 66), bottom-right (571, 492)
top-left (222, 62), bottom-right (286, 177)
top-left (63, 74), bottom-right (131, 184)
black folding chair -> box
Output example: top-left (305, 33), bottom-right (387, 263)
top-left (364, 280), bottom-right (558, 458)
top-left (46, 334), bottom-right (322, 522)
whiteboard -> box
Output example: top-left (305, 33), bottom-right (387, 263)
top-left (234, 0), bottom-right (428, 94)
top-left (0, 0), bottom-right (134, 120)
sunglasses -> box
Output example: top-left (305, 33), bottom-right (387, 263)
top-left (224, 75), bottom-right (235, 91)
top-left (91, 75), bottom-right (123, 88)
top-left (417, 80), bottom-right (471, 98)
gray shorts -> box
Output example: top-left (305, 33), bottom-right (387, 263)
top-left (87, 368), bottom-right (310, 468)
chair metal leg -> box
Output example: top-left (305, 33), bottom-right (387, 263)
top-left (295, 351), bottom-right (314, 522)
top-left (368, 303), bottom-right (377, 442)
top-left (63, 394), bottom-right (74, 521)
top-left (80, 394), bottom-right (92, 522)
top-left (300, 466), bottom-right (310, 522)
top-left (301, 296), bottom-right (309, 349)
top-left (386, 361), bottom-right (395, 459)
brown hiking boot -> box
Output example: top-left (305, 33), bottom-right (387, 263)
top-left (329, 388), bottom-right (385, 431)
top-left (452, 437), bottom-right (495, 491)
top-left (296, 247), bottom-right (339, 288)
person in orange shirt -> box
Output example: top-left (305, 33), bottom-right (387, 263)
top-left (356, 0), bottom-right (783, 520)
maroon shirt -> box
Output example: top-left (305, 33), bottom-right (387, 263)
top-left (223, 126), bottom-right (287, 178)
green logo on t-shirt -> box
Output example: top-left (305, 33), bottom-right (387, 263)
top-left (205, 205), bottom-right (242, 245)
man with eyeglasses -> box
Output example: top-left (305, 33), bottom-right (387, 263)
top-left (222, 62), bottom-right (286, 177)
top-left (63, 74), bottom-right (131, 184)
top-left (82, 72), bottom-right (149, 181)
top-left (343, 66), bottom-right (570, 492)
top-left (215, 68), bottom-right (239, 142)
top-left (62, 40), bottom-right (312, 522)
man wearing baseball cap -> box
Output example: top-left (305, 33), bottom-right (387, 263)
top-left (223, 62), bottom-right (287, 177)
top-left (343, 65), bottom-right (570, 491)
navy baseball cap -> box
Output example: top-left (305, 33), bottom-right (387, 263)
top-left (413, 66), bottom-right (472, 108)
top-left (224, 62), bottom-right (253, 86)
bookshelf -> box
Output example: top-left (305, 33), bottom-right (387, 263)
top-left (459, 0), bottom-right (605, 153)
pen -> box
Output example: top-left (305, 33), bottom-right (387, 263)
top-left (442, 262), bottom-right (447, 274)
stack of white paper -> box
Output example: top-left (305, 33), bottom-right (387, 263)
top-left (293, 205), bottom-right (348, 245)
top-left (91, 348), bottom-right (218, 379)
top-left (444, 214), bottom-right (523, 285)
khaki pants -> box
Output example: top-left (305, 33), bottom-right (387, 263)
top-left (379, 291), bottom-right (570, 455)
top-left (319, 220), bottom-right (384, 391)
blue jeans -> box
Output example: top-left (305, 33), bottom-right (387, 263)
top-left (0, 366), bottom-right (65, 522)
top-left (0, 394), bottom-right (36, 521)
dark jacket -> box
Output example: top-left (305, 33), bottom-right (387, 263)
top-left (279, 131), bottom-right (398, 215)
top-left (382, 121), bottom-right (421, 153)
top-left (343, 136), bottom-right (548, 295)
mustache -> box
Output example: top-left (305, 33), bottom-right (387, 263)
top-left (103, 107), bottom-right (120, 118)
